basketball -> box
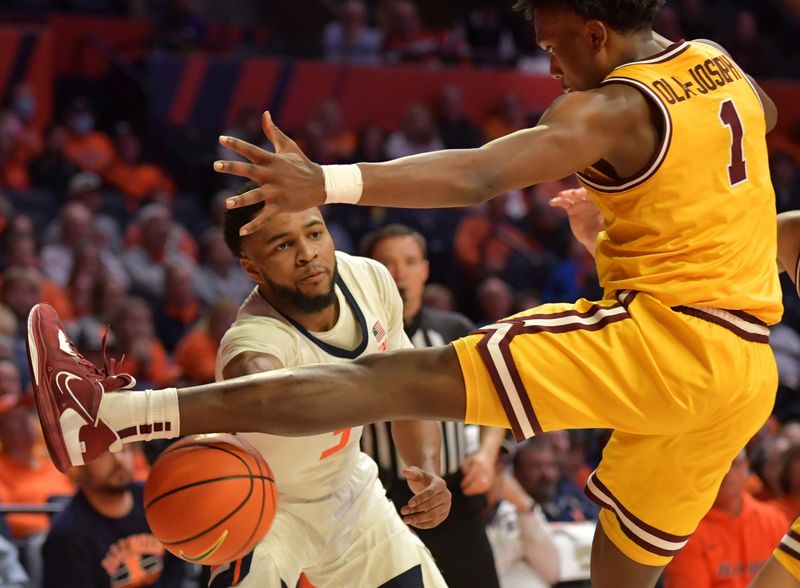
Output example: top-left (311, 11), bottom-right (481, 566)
top-left (143, 434), bottom-right (277, 566)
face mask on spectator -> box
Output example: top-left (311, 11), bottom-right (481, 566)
top-left (71, 113), bottom-right (94, 135)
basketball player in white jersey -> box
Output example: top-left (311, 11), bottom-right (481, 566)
top-left (206, 182), bottom-right (449, 587)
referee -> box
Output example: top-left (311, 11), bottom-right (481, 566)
top-left (362, 224), bottom-right (504, 588)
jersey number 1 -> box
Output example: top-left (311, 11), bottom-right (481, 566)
top-left (719, 99), bottom-right (747, 186)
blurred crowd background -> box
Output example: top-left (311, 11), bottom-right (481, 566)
top-left (0, 1), bottom-right (799, 587)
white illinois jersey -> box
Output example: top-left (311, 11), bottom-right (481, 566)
top-left (215, 251), bottom-right (412, 501)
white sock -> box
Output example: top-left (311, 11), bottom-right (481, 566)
top-left (99, 388), bottom-right (181, 444)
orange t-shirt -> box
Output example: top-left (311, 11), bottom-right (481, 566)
top-left (174, 328), bottom-right (218, 385)
top-left (105, 162), bottom-right (176, 210)
top-left (664, 493), bottom-right (790, 588)
top-left (0, 454), bottom-right (75, 538)
top-left (64, 131), bottom-right (117, 173)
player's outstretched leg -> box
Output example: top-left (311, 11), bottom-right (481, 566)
top-left (27, 303), bottom-right (468, 472)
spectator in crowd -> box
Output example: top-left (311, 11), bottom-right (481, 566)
top-left (664, 452), bottom-right (789, 588)
top-left (104, 124), bottom-right (176, 213)
top-left (110, 297), bottom-right (180, 389)
top-left (384, 103), bottom-right (444, 159)
top-left (42, 446), bottom-right (186, 588)
top-left (362, 222), bottom-right (504, 588)
top-left (29, 125), bottom-right (80, 195)
top-left (771, 444), bottom-right (800, 523)
top-left (475, 276), bottom-right (515, 326)
top-left (652, 4), bottom-right (683, 42)
top-left (483, 91), bottom-right (528, 141)
top-left (153, 263), bottom-right (203, 352)
top-left (174, 297), bottom-right (238, 385)
top-left (314, 100), bottom-right (357, 163)
top-left (677, 0), bottom-right (718, 40)
top-left (0, 306), bottom-right (18, 360)
top-left (513, 437), bottom-right (599, 523)
top-left (122, 203), bottom-right (196, 302)
top-left (383, 0), bottom-right (443, 64)
top-left (461, 3), bottom-right (518, 67)
top-left (0, 111), bottom-right (30, 192)
top-left (454, 192), bottom-right (543, 284)
top-left (2, 266), bottom-right (73, 332)
top-left (40, 201), bottom-right (127, 289)
top-left (723, 10), bottom-right (779, 78)
top-left (436, 85), bottom-right (484, 150)
top-left (423, 283), bottom-right (456, 313)
top-left (9, 83), bottom-right (42, 163)
top-left (66, 242), bottom-right (110, 321)
top-left (353, 122), bottom-right (388, 163)
top-left (753, 436), bottom-right (793, 502)
top-left (322, 0), bottom-right (383, 65)
top-left (67, 275), bottom-right (129, 359)
top-left (0, 357), bottom-right (23, 417)
top-left (0, 402), bottom-right (74, 540)
top-left (62, 97), bottom-right (116, 174)
top-left (52, 171), bottom-right (123, 253)
top-left (485, 443), bottom-right (561, 588)
top-left (194, 227), bottom-right (252, 306)
top-left (157, 0), bottom-right (210, 51)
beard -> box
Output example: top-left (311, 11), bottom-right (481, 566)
top-left (262, 264), bottom-right (338, 314)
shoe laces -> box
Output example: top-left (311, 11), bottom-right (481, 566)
top-left (99, 328), bottom-right (127, 379)
top-left (65, 327), bottom-right (126, 383)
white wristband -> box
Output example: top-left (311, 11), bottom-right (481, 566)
top-left (322, 164), bottom-right (363, 204)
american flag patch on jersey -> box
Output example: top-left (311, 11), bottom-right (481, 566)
top-left (372, 320), bottom-right (386, 341)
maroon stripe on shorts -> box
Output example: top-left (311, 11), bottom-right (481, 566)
top-left (475, 327), bottom-right (527, 442)
top-left (472, 304), bottom-right (629, 441)
top-left (779, 542), bottom-right (800, 561)
top-left (672, 306), bottom-right (769, 343)
top-left (585, 472), bottom-right (690, 557)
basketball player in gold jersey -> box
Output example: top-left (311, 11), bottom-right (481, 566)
top-left (27, 2), bottom-right (783, 587)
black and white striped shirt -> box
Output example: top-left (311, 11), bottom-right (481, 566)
top-left (362, 307), bottom-right (475, 486)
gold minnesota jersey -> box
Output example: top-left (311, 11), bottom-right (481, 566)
top-left (577, 40), bottom-right (782, 324)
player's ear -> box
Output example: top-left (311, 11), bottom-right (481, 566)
top-left (239, 256), bottom-right (261, 283)
top-left (585, 20), bottom-right (608, 52)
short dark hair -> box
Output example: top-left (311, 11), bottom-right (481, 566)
top-left (360, 223), bottom-right (427, 259)
top-left (223, 181), bottom-right (263, 258)
top-left (513, 0), bottom-right (664, 33)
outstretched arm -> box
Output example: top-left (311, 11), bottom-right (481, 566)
top-left (215, 87), bottom-right (635, 235)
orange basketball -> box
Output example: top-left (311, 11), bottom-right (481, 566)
top-left (144, 433), bottom-right (277, 566)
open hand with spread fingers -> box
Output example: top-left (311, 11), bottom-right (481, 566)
top-left (214, 112), bottom-right (325, 236)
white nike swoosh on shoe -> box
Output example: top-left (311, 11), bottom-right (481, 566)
top-left (58, 329), bottom-right (79, 358)
top-left (55, 371), bottom-right (95, 424)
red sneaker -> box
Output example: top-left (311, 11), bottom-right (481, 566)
top-left (26, 304), bottom-right (136, 473)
